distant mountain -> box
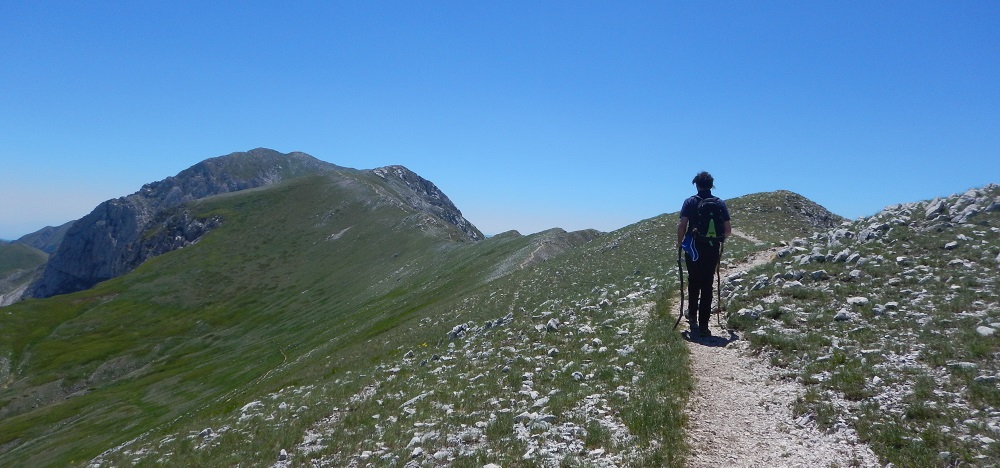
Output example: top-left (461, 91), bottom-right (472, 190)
top-left (26, 149), bottom-right (492, 301)
top-left (14, 221), bottom-right (75, 254)
top-left (371, 165), bottom-right (484, 241)
top-left (27, 148), bottom-right (342, 299)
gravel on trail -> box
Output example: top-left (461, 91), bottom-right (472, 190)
top-left (683, 323), bottom-right (881, 467)
top-left (681, 247), bottom-right (882, 467)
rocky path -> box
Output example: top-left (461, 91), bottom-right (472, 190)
top-left (680, 250), bottom-right (883, 467)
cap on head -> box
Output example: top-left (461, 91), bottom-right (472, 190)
top-left (692, 171), bottom-right (714, 190)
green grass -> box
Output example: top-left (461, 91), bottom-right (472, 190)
top-left (0, 169), bottom-right (866, 466)
top-left (0, 243), bottom-right (48, 273)
top-left (98, 213), bottom-right (695, 466)
top-left (726, 184), bottom-right (1000, 465)
top-left (0, 172), bottom-right (546, 465)
top-left (725, 190), bottom-right (846, 246)
top-left (619, 290), bottom-right (692, 466)
top-left (0, 243), bottom-right (48, 302)
top-left (0, 169), bottom-right (701, 466)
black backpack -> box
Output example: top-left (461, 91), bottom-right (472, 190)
top-left (693, 196), bottom-right (725, 241)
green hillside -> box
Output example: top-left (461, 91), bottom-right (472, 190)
top-left (0, 243), bottom-right (48, 306)
top-left (87, 212), bottom-right (793, 466)
top-left (0, 243), bottom-right (47, 274)
top-left (726, 185), bottom-right (1000, 465)
top-left (0, 170), bottom-right (583, 465)
top-left (0, 166), bottom-right (846, 466)
top-left (726, 190), bottom-right (845, 245)
top-left (89, 214), bottom-right (696, 467)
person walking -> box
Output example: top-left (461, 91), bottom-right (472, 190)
top-left (677, 171), bottom-right (731, 337)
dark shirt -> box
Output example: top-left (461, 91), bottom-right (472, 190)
top-left (680, 189), bottom-right (731, 235)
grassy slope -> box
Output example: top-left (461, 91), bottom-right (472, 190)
top-left (0, 243), bottom-right (48, 302)
top-left (99, 203), bottom-right (825, 466)
top-left (0, 244), bottom-right (47, 276)
top-left (726, 186), bottom-right (1000, 465)
top-left (98, 213), bottom-right (697, 467)
top-left (1, 178), bottom-right (828, 466)
top-left (726, 190), bottom-right (845, 243)
top-left (0, 171), bottom-right (577, 466)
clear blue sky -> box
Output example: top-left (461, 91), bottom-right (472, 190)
top-left (2, 1), bottom-right (998, 240)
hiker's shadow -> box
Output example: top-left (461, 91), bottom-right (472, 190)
top-left (682, 329), bottom-right (740, 347)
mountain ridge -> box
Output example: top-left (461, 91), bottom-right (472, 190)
top-left (76, 182), bottom-right (869, 466)
top-left (22, 149), bottom-right (486, 302)
top-left (0, 243), bottom-right (47, 307)
top-left (2, 148), bottom-right (996, 465)
top-left (0, 177), bottom-right (921, 310)
top-left (0, 164), bottom-right (606, 465)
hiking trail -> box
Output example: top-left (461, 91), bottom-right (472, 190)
top-left (680, 248), bottom-right (882, 467)
top-left (730, 227), bottom-right (765, 245)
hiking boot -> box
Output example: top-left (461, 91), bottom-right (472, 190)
top-left (698, 326), bottom-right (712, 337)
top-left (686, 309), bottom-right (696, 322)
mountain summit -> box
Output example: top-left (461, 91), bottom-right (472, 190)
top-left (26, 149), bottom-right (487, 300)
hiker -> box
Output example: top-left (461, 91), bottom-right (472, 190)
top-left (677, 171), bottom-right (731, 337)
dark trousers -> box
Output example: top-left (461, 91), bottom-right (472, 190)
top-left (685, 240), bottom-right (721, 328)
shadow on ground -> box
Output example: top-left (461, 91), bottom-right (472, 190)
top-left (682, 325), bottom-right (740, 348)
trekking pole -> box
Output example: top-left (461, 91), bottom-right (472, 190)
top-left (716, 241), bottom-right (725, 328)
top-left (672, 247), bottom-right (685, 330)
